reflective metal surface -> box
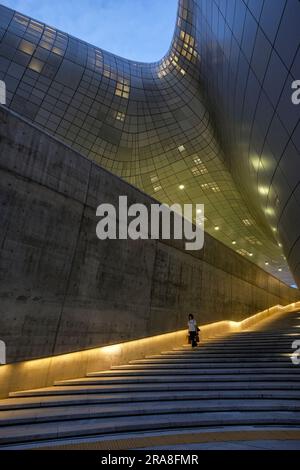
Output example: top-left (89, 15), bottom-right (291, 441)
top-left (0, 0), bottom-right (299, 286)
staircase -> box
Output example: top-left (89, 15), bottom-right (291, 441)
top-left (0, 311), bottom-right (300, 450)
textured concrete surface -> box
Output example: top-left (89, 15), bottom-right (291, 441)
top-left (0, 106), bottom-right (298, 363)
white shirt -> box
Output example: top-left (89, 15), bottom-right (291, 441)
top-left (188, 319), bottom-right (197, 332)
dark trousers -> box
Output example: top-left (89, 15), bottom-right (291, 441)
top-left (189, 331), bottom-right (197, 347)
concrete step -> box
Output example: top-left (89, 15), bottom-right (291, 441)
top-left (1, 411), bottom-right (300, 446)
top-left (145, 354), bottom-right (294, 360)
top-left (140, 350), bottom-right (296, 357)
top-left (1, 399), bottom-right (300, 427)
top-left (183, 334), bottom-right (299, 340)
top-left (127, 357), bottom-right (293, 364)
top-left (194, 337), bottom-right (298, 341)
top-left (168, 343), bottom-right (297, 350)
top-left (141, 352), bottom-right (294, 357)
top-left (177, 343), bottom-right (296, 350)
top-left (173, 342), bottom-right (299, 352)
top-left (158, 347), bottom-right (296, 355)
top-left (112, 362), bottom-right (296, 370)
top-left (87, 367), bottom-right (298, 376)
top-left (54, 373), bottom-right (300, 386)
top-left (10, 381), bottom-right (300, 398)
top-left (219, 329), bottom-right (300, 335)
top-left (2, 389), bottom-right (300, 411)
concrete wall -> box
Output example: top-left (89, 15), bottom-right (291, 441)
top-left (0, 106), bottom-right (298, 363)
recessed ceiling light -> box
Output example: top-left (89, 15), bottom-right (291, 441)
top-left (265, 262), bottom-right (269, 266)
top-left (278, 268), bottom-right (282, 272)
top-left (278, 243), bottom-right (282, 248)
top-left (232, 241), bottom-right (236, 245)
top-left (242, 219), bottom-right (252, 226)
top-left (249, 253), bottom-right (253, 257)
top-left (250, 156), bottom-right (261, 171)
top-left (258, 186), bottom-right (268, 196)
top-left (265, 207), bottom-right (275, 216)
top-left (179, 184), bottom-right (185, 190)
top-left (214, 226), bottom-right (220, 231)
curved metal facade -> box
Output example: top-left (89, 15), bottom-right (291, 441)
top-left (0, 0), bottom-right (299, 286)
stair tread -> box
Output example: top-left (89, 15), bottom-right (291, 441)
top-left (9, 381), bottom-right (300, 398)
top-left (1, 399), bottom-right (300, 426)
top-left (1, 411), bottom-right (300, 445)
top-left (2, 389), bottom-right (300, 410)
top-left (55, 373), bottom-right (300, 386)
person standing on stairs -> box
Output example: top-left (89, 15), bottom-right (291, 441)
top-left (188, 314), bottom-right (199, 348)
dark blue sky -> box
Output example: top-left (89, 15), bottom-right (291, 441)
top-left (1, 0), bottom-right (178, 62)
